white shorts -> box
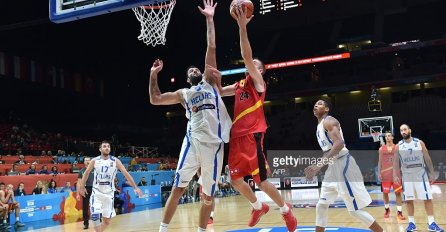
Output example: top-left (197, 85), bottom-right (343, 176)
top-left (90, 189), bottom-right (116, 219)
top-left (402, 169), bottom-right (433, 201)
top-left (174, 135), bottom-right (224, 197)
top-left (318, 154), bottom-right (372, 211)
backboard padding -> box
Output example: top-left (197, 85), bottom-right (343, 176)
top-left (49, 0), bottom-right (162, 23)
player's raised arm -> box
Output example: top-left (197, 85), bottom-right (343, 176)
top-left (203, 64), bottom-right (226, 95)
top-left (198, 0), bottom-right (218, 69)
top-left (116, 159), bottom-right (143, 197)
top-left (393, 144), bottom-right (401, 184)
top-left (420, 140), bottom-right (436, 184)
top-left (221, 84), bottom-right (236, 97)
top-left (203, 66), bottom-right (236, 97)
top-left (149, 59), bottom-right (183, 105)
top-left (79, 159), bottom-right (95, 197)
top-left (234, 7), bottom-right (264, 92)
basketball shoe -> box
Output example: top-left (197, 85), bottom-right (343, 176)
top-left (248, 203), bottom-right (269, 227)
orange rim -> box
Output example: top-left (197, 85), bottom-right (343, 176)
top-left (142, 0), bottom-right (175, 10)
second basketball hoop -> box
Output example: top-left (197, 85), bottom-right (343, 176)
top-left (372, 132), bottom-right (381, 143)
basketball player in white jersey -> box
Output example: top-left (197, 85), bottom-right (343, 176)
top-left (393, 124), bottom-right (443, 232)
top-left (305, 99), bottom-right (383, 232)
top-left (79, 141), bottom-right (142, 232)
top-left (150, 1), bottom-right (231, 231)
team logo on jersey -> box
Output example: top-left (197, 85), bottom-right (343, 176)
top-left (191, 92), bottom-right (212, 105)
top-left (239, 92), bottom-right (249, 101)
top-left (192, 104), bottom-right (215, 113)
top-left (110, 162), bottom-right (113, 167)
top-left (239, 79), bottom-right (246, 87)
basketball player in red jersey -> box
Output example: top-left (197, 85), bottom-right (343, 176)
top-left (219, 7), bottom-right (297, 231)
top-left (378, 132), bottom-right (406, 220)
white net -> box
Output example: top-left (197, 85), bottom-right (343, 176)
top-left (132, 0), bottom-right (176, 47)
top-left (372, 132), bottom-right (381, 143)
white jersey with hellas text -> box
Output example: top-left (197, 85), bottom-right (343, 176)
top-left (398, 137), bottom-right (425, 174)
top-left (181, 79), bottom-right (231, 143)
top-left (92, 155), bottom-right (118, 194)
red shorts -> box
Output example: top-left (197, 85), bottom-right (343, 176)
top-left (228, 133), bottom-right (269, 184)
top-left (381, 181), bottom-right (403, 194)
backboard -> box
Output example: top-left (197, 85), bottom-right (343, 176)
top-left (49, 0), bottom-right (160, 23)
top-left (358, 116), bottom-right (394, 138)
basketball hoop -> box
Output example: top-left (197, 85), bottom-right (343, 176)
top-left (132, 0), bottom-right (176, 47)
top-left (372, 132), bottom-right (381, 143)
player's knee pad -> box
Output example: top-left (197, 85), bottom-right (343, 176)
top-left (349, 210), bottom-right (375, 227)
top-left (315, 203), bottom-right (329, 227)
top-left (91, 213), bottom-right (102, 227)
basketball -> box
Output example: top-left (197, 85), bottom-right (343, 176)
top-left (230, 0), bottom-right (254, 20)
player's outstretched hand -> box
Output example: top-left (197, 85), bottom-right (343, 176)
top-left (198, 0), bottom-right (217, 18)
top-left (429, 174), bottom-right (436, 185)
top-left (393, 175), bottom-right (400, 186)
top-left (78, 187), bottom-right (87, 198)
top-left (134, 187), bottom-right (143, 197)
top-left (151, 59), bottom-right (163, 74)
top-left (304, 165), bottom-right (321, 181)
top-left (234, 5), bottom-right (253, 27)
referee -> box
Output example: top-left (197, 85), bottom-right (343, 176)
top-left (76, 157), bottom-right (94, 230)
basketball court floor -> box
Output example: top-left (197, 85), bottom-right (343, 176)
top-left (30, 185), bottom-right (445, 232)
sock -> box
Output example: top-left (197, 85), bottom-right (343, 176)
top-left (384, 204), bottom-right (390, 209)
top-left (279, 204), bottom-right (290, 214)
top-left (16, 217), bottom-right (19, 222)
top-left (250, 200), bottom-right (262, 210)
top-left (397, 206), bottom-right (402, 212)
top-left (408, 217), bottom-right (415, 224)
top-left (210, 211), bottom-right (214, 218)
top-left (159, 222), bottom-right (168, 232)
top-left (197, 227), bottom-right (206, 232)
top-left (2, 220), bottom-right (5, 224)
top-left (428, 216), bottom-right (435, 225)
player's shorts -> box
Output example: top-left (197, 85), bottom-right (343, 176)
top-left (90, 189), bottom-right (116, 219)
top-left (318, 154), bottom-right (372, 212)
top-left (228, 133), bottom-right (268, 184)
top-left (402, 169), bottom-right (433, 201)
top-left (173, 135), bottom-right (224, 197)
top-left (381, 181), bottom-right (403, 194)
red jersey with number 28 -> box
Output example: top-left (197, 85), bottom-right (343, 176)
top-left (380, 144), bottom-right (399, 181)
top-left (231, 75), bottom-right (267, 138)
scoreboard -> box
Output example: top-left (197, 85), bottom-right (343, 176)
top-left (259, 0), bottom-right (327, 15)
